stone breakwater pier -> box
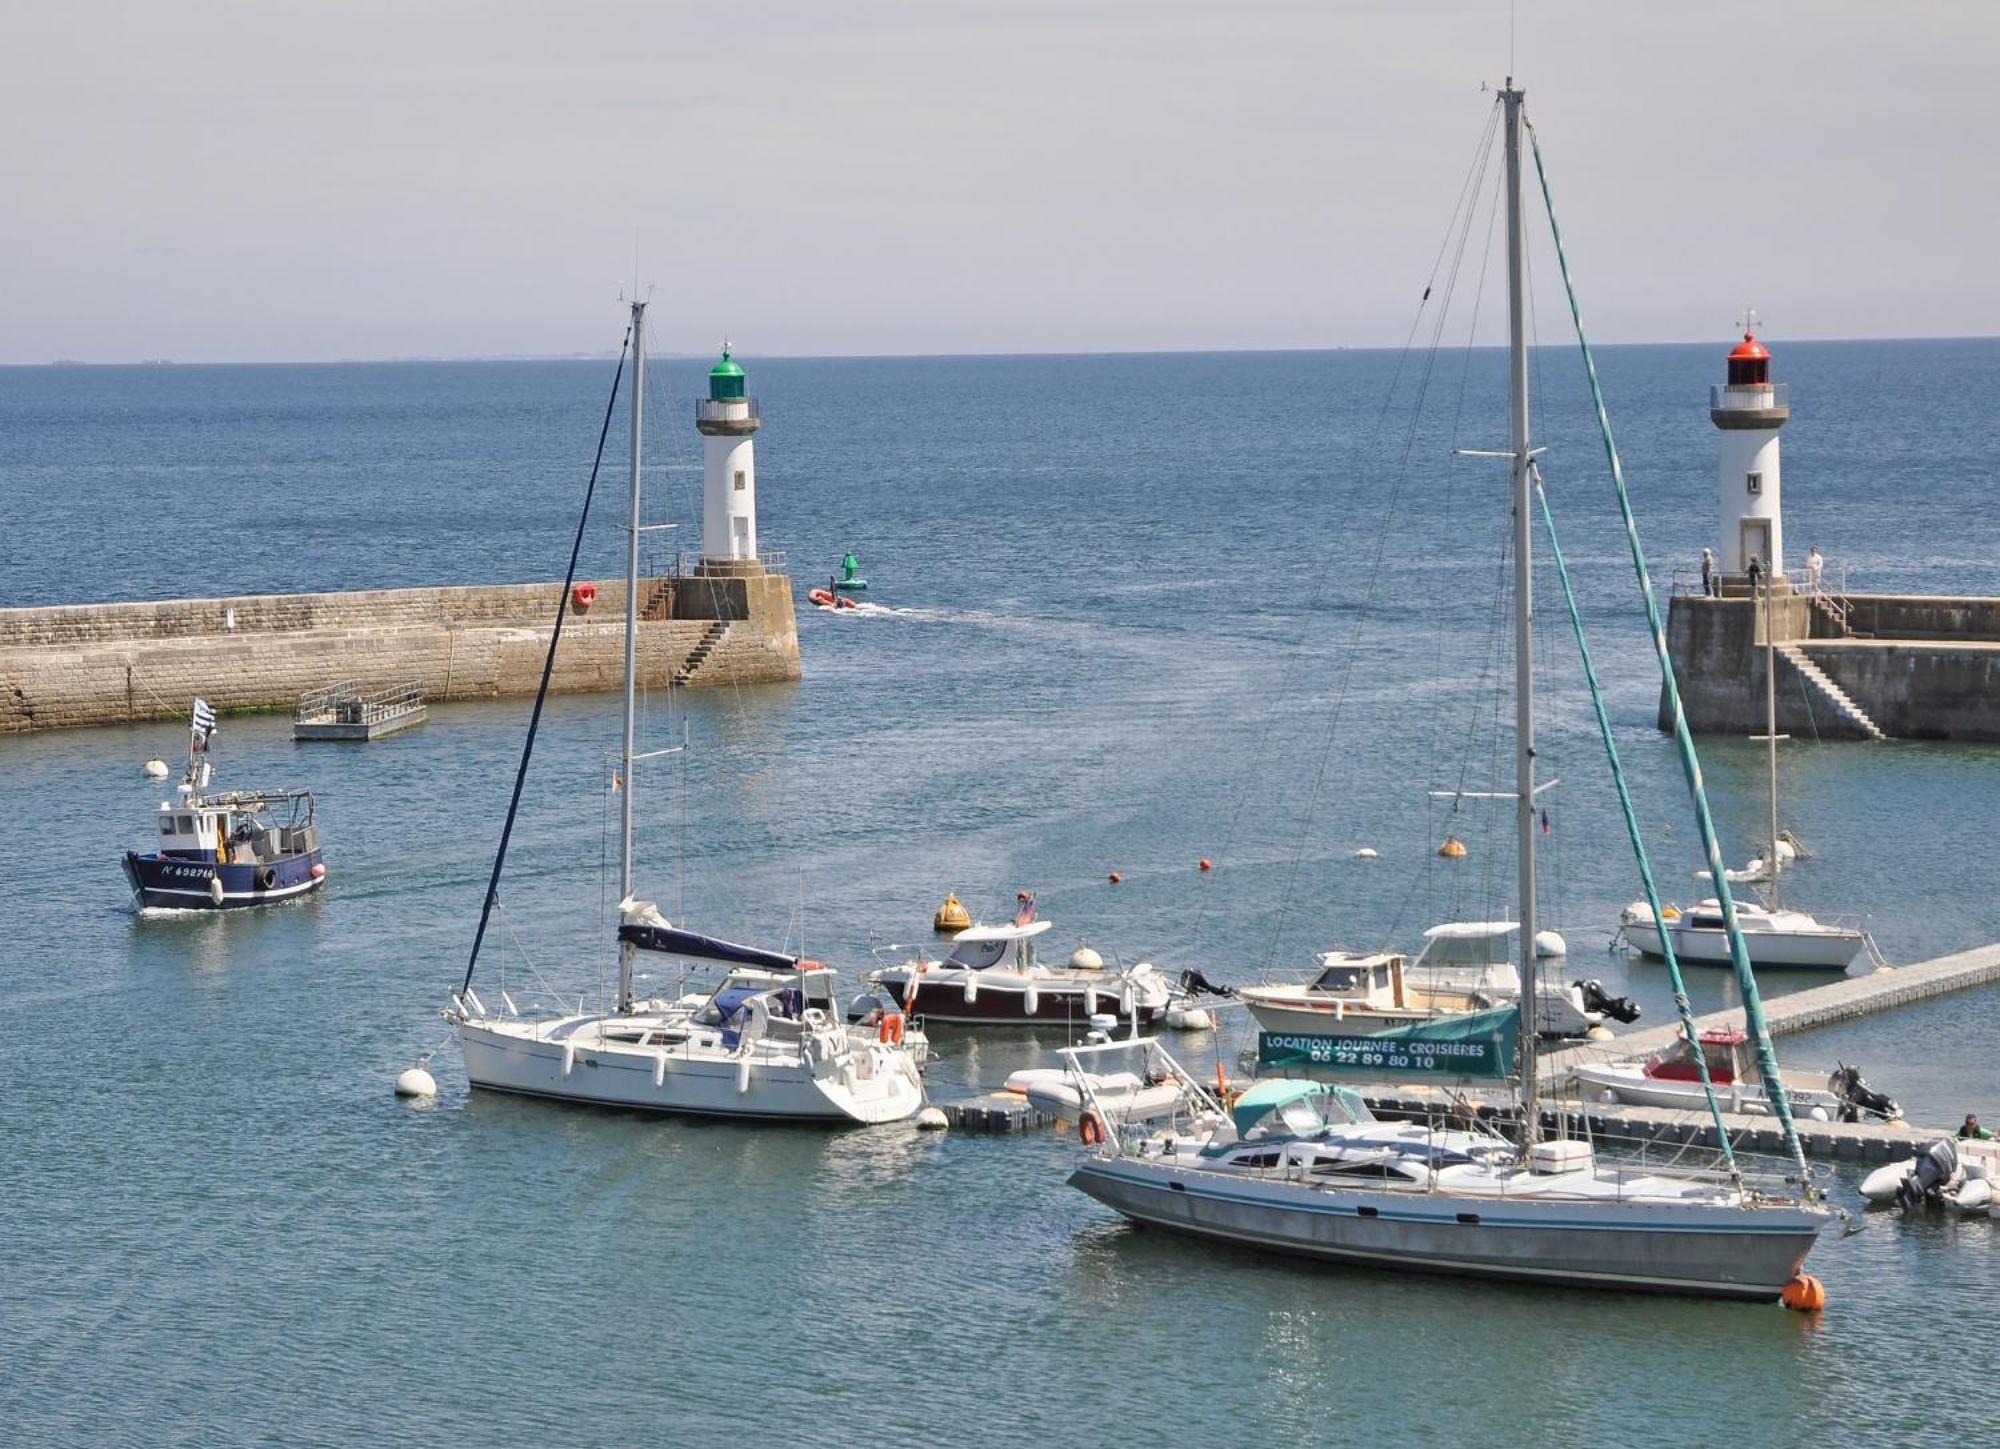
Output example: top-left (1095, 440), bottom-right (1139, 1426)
top-left (0, 565), bottom-right (800, 733)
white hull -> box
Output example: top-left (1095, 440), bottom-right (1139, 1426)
top-left (1572, 1064), bottom-right (1846, 1118)
top-left (1244, 986), bottom-right (1594, 1040)
top-left (1625, 919), bottom-right (1864, 973)
top-left (458, 1015), bottom-right (923, 1124)
top-left (1003, 1068), bottom-right (1184, 1124)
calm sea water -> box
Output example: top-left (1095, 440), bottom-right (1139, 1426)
top-left (3, 342), bottom-right (1998, 1446)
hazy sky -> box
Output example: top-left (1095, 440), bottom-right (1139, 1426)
top-left (5, 1), bottom-right (1994, 362)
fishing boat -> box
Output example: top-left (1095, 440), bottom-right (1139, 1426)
top-left (1058, 83), bottom-right (1830, 1298)
top-left (1574, 1029), bottom-right (1900, 1122)
top-left (1618, 412), bottom-right (1867, 973)
top-left (122, 697), bottom-right (326, 910)
top-left (1238, 922), bottom-right (1638, 1040)
top-left (865, 899), bottom-right (1208, 1029)
top-left (445, 302), bottom-right (926, 1124)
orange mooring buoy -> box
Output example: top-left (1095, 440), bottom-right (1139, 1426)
top-left (1108, 871), bottom-right (1123, 884)
top-left (1779, 1273), bottom-right (1826, 1312)
top-left (1437, 835), bottom-right (1468, 860)
top-left (1198, 858), bottom-right (1213, 872)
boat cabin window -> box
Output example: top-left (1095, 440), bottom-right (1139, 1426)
top-left (178, 814), bottom-right (196, 835)
top-left (944, 939), bottom-right (1010, 971)
top-left (1231, 1150), bottom-right (1283, 1169)
top-left (1312, 1159), bottom-right (1418, 1182)
top-left (1312, 964), bottom-right (1372, 994)
top-left (159, 814), bottom-right (178, 836)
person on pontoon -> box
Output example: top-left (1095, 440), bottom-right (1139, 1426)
top-left (1959, 1113), bottom-right (1992, 1140)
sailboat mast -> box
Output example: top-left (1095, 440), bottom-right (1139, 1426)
top-left (1502, 82), bottom-right (1539, 1143)
top-left (1763, 571), bottom-right (1781, 908)
top-left (617, 299), bottom-right (646, 1012)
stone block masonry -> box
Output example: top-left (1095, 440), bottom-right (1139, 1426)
top-left (0, 574), bottom-right (801, 733)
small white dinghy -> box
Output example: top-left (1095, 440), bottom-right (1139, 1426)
top-left (1859, 1137), bottom-right (1995, 1214)
top-left (1004, 1067), bottom-right (1184, 1124)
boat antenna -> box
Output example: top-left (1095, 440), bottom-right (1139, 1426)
top-left (460, 324), bottom-right (632, 998)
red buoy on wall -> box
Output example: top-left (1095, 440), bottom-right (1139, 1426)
top-left (571, 582), bottom-right (598, 612)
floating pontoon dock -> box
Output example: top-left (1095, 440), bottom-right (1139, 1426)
top-left (293, 680), bottom-right (428, 741)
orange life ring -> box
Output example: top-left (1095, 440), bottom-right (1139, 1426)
top-left (571, 583), bottom-right (598, 611)
top-left (878, 1012), bottom-right (905, 1046)
top-left (1079, 1110), bottom-right (1107, 1146)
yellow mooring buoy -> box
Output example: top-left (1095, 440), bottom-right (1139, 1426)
top-left (933, 892), bottom-right (972, 933)
top-left (1437, 836), bottom-right (1468, 860)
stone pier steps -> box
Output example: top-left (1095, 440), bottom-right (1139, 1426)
top-left (672, 622), bottom-right (731, 687)
top-left (1778, 643), bottom-right (1889, 741)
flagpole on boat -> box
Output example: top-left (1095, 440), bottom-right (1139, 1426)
top-left (617, 299), bottom-right (646, 1014)
top-left (1502, 80), bottom-right (1540, 1145)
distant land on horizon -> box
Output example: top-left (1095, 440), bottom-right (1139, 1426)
top-left (21, 332), bottom-right (2000, 370)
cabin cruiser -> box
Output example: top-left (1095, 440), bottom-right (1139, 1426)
top-left (1619, 898), bottom-right (1866, 973)
top-left (1238, 923), bottom-right (1637, 1041)
top-left (453, 902), bottom-right (927, 1123)
top-left (122, 698), bottom-right (326, 910)
top-left (1059, 1039), bottom-right (1827, 1300)
top-left (866, 910), bottom-right (1208, 1029)
top-left (1573, 1028), bottom-right (1899, 1122)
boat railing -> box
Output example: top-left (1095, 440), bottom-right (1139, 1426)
top-left (1059, 1037), bottom-right (1222, 1154)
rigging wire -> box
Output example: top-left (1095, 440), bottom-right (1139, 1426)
top-left (1186, 102), bottom-right (1503, 962)
top-left (1527, 116), bottom-right (1810, 1189)
top-left (460, 327), bottom-right (631, 997)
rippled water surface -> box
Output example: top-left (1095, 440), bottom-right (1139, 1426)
top-left (3, 342), bottom-right (1998, 1445)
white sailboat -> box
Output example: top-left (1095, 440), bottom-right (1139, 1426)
top-left (1060, 84), bottom-right (1829, 1298)
top-left (1621, 566), bottom-right (1866, 972)
top-left (446, 302), bottom-right (925, 1124)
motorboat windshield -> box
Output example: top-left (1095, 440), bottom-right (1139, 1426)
top-left (941, 919), bottom-right (1053, 970)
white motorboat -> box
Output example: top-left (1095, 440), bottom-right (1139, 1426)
top-left (1573, 1029), bottom-right (1900, 1122)
top-left (1058, 84), bottom-right (1829, 1298)
top-left (1061, 1042), bottom-right (1825, 1299)
top-left (1238, 922), bottom-right (1636, 1041)
top-left (446, 303), bottom-right (926, 1125)
top-left (866, 907), bottom-right (1207, 1029)
top-left (1620, 898), bottom-right (1865, 973)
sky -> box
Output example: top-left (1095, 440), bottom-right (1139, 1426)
top-left (3, 1), bottom-right (1995, 363)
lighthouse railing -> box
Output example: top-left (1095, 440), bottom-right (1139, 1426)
top-left (695, 397), bottom-right (760, 425)
top-left (1710, 382), bottom-right (1788, 411)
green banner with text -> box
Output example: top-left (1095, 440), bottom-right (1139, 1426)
top-left (1256, 1006), bottom-right (1518, 1080)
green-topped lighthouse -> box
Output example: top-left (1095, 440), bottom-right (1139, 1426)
top-left (694, 343), bottom-right (761, 570)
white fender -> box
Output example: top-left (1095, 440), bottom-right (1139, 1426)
top-left (1024, 981), bottom-right (1039, 1016)
top-left (1084, 987), bottom-right (1098, 1015)
top-left (736, 1054), bottom-right (753, 1095)
top-left (561, 1042), bottom-right (576, 1078)
top-left (1118, 980), bottom-right (1136, 1017)
top-left (1951, 1176), bottom-right (1993, 1215)
top-left (964, 974), bottom-right (978, 1004)
top-left (208, 876), bottom-right (226, 906)
top-left (500, 991), bottom-right (520, 1017)
top-left (462, 988), bottom-right (486, 1017)
top-left (1859, 1160), bottom-right (1913, 1204)
top-left (654, 1052), bottom-right (668, 1089)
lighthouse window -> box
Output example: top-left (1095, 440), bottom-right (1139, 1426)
top-left (1746, 471), bottom-right (1763, 496)
top-left (733, 470), bottom-right (747, 492)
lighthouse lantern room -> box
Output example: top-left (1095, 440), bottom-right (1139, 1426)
top-left (1709, 325), bottom-right (1791, 580)
top-left (695, 345), bottom-right (760, 569)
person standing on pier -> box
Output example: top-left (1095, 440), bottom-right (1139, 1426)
top-left (1701, 546), bottom-right (1717, 597)
top-left (1807, 545), bottom-right (1824, 591)
top-left (1746, 553), bottom-right (1764, 594)
top-left (1960, 1113), bottom-right (1992, 1140)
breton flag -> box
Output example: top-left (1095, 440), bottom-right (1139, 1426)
top-left (191, 697), bottom-right (217, 744)
top-left (1014, 890), bottom-right (1038, 926)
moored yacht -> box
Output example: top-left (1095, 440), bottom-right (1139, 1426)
top-left (445, 302), bottom-right (926, 1126)
top-left (1620, 898), bottom-right (1865, 973)
top-left (866, 901), bottom-right (1207, 1029)
top-left (1573, 1028), bottom-right (1899, 1122)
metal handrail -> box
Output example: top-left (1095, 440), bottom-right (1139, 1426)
top-left (695, 396), bottom-right (760, 423)
top-left (294, 679), bottom-right (426, 725)
top-left (1710, 382), bottom-right (1789, 410)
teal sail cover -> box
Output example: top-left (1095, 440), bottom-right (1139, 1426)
top-left (1257, 1006), bottom-right (1519, 1080)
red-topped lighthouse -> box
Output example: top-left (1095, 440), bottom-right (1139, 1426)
top-left (1710, 323), bottom-right (1791, 579)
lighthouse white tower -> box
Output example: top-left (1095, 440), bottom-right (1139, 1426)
top-left (695, 346), bottom-right (760, 569)
top-left (1711, 327), bottom-right (1789, 579)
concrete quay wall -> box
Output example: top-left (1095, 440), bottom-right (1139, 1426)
top-left (0, 575), bottom-right (801, 733)
top-left (1661, 592), bottom-right (2000, 742)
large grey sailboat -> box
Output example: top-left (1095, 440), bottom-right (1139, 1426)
top-left (1061, 83), bottom-right (1831, 1300)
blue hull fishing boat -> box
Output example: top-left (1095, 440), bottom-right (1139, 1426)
top-left (122, 697), bottom-right (326, 910)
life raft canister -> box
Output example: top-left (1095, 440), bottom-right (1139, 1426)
top-left (571, 583), bottom-right (598, 612)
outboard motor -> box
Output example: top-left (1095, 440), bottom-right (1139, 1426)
top-left (1828, 1062), bottom-right (1901, 1123)
top-left (1178, 967), bottom-right (1235, 999)
top-left (1897, 1137), bottom-right (1959, 1211)
top-left (1573, 978), bottom-right (1641, 1025)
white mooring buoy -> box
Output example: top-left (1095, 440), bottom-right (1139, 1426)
top-left (143, 757), bottom-right (170, 778)
top-left (915, 1106), bottom-right (949, 1131)
top-left (1351, 847), bottom-right (1379, 860)
top-left (395, 1066), bottom-right (437, 1098)
top-left (1533, 930), bottom-right (1568, 959)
